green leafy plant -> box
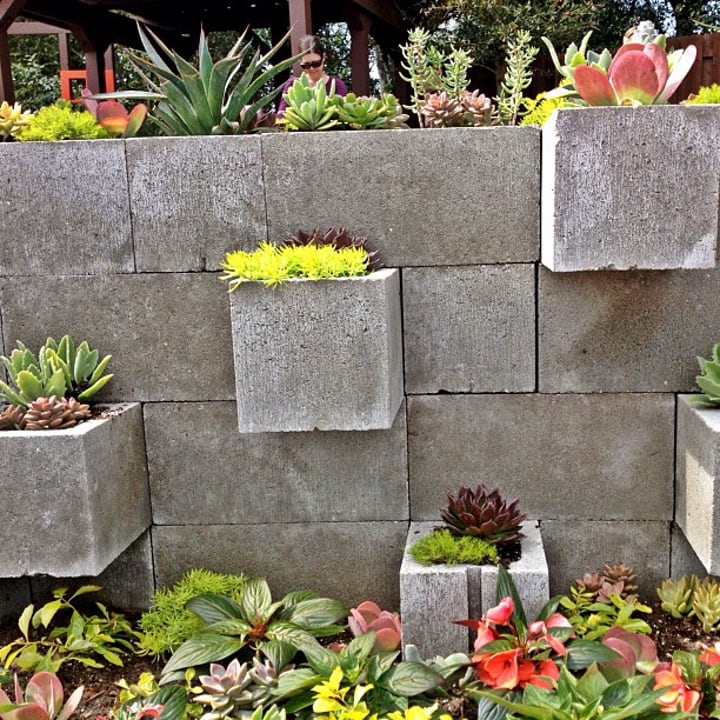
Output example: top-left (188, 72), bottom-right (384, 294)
top-left (440, 484), bottom-right (527, 545)
top-left (101, 24), bottom-right (297, 135)
top-left (137, 569), bottom-right (249, 658)
top-left (219, 242), bottom-right (372, 289)
top-left (493, 30), bottom-right (539, 125)
top-left (15, 101), bottom-right (110, 141)
top-left (276, 74), bottom-right (340, 131)
top-left (0, 671), bottom-right (83, 720)
top-left (0, 585), bottom-right (138, 673)
top-left (684, 83), bottom-right (720, 103)
top-left (114, 684), bottom-right (189, 720)
top-left (0, 101), bottom-right (33, 141)
top-left (694, 343), bottom-right (720, 405)
top-left (161, 578), bottom-right (347, 676)
top-left (333, 93), bottom-right (408, 130)
top-left (410, 529), bottom-right (499, 566)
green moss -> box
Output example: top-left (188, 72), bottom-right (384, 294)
top-left (16, 100), bottom-right (110, 141)
top-left (410, 528), bottom-right (499, 566)
top-left (684, 83), bottom-right (720, 104)
top-left (136, 568), bottom-right (248, 658)
top-left (220, 241), bottom-right (371, 288)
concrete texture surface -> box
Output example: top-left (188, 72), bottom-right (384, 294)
top-left (152, 521), bottom-right (408, 609)
top-left (0, 140), bottom-right (134, 275)
top-left (230, 269), bottom-right (403, 432)
top-left (538, 267), bottom-right (720, 392)
top-left (542, 106), bottom-right (720, 271)
top-left (540, 519), bottom-right (670, 595)
top-left (0, 403), bottom-right (150, 577)
top-left (0, 274), bottom-right (235, 401)
top-left (403, 265), bottom-right (536, 393)
top-left (127, 136), bottom-right (267, 272)
top-left (671, 523), bottom-right (709, 579)
top-left (262, 127), bottom-right (540, 266)
top-left (144, 401), bottom-right (408, 524)
top-left (675, 396), bottom-right (720, 573)
top-left (408, 393), bottom-right (674, 521)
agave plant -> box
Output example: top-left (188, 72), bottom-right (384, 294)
top-left (0, 672), bottom-right (83, 720)
top-left (97, 24), bottom-right (298, 135)
top-left (440, 484), bottom-right (527, 545)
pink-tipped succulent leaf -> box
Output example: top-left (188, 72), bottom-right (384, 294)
top-left (608, 43), bottom-right (668, 104)
top-left (348, 600), bottom-right (401, 652)
top-left (573, 65), bottom-right (618, 105)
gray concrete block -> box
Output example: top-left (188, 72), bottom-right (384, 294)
top-left (29, 532), bottom-right (155, 611)
top-left (0, 578), bottom-right (31, 623)
top-left (675, 396), bottom-right (720, 573)
top-left (0, 140), bottom-right (134, 275)
top-left (0, 274), bottom-right (234, 402)
top-left (127, 137), bottom-right (267, 272)
top-left (540, 520), bottom-right (669, 596)
top-left (262, 128), bottom-right (539, 266)
top-left (0, 403), bottom-right (151, 577)
top-left (542, 106), bottom-right (720, 271)
top-left (538, 267), bottom-right (720, 393)
top-left (407, 394), bottom-right (674, 521)
top-left (152, 522), bottom-right (408, 609)
top-left (671, 523), bottom-right (709, 580)
top-left (403, 265), bottom-right (535, 393)
top-left (400, 521), bottom-right (549, 658)
top-left (230, 269), bottom-right (403, 432)
top-left (145, 401), bottom-right (408, 524)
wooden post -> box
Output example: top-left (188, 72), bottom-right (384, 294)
top-left (345, 1), bottom-right (372, 96)
top-left (287, 0), bottom-right (311, 54)
top-left (0, 0), bottom-right (28, 103)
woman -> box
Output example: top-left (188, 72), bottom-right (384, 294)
top-left (277, 34), bottom-right (348, 116)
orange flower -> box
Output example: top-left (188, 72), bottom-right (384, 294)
top-left (486, 597), bottom-right (514, 626)
top-left (654, 664), bottom-right (700, 714)
top-left (700, 642), bottom-right (720, 667)
top-left (475, 648), bottom-right (524, 689)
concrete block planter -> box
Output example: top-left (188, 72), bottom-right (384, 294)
top-left (399, 521), bottom-right (549, 659)
top-left (0, 403), bottom-right (151, 577)
top-left (229, 268), bottom-right (403, 433)
top-left (542, 106), bottom-right (720, 271)
top-left (676, 395), bottom-right (720, 573)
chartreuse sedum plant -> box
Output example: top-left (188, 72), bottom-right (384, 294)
top-left (493, 30), bottom-right (539, 125)
top-left (410, 529), bottom-right (498, 566)
top-left (276, 74), bottom-right (339, 131)
top-left (280, 227), bottom-right (381, 271)
top-left (106, 24), bottom-right (297, 135)
top-left (694, 342), bottom-right (720, 405)
top-left (15, 101), bottom-right (110, 141)
top-left (0, 671), bottom-right (83, 720)
top-left (0, 585), bottom-right (138, 673)
top-left (137, 569), bottom-right (249, 658)
top-left (0, 336), bottom-right (112, 431)
top-left (0, 101), bottom-right (33, 141)
top-left (684, 83), bottom-right (720, 104)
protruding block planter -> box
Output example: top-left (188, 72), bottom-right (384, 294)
top-left (676, 395), bottom-right (720, 573)
top-left (399, 521), bottom-right (549, 659)
top-left (229, 268), bottom-right (403, 433)
top-left (0, 403), bottom-right (151, 577)
top-left (542, 106), bottom-right (720, 271)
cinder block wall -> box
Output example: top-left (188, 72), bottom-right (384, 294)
top-left (0, 127), bottom-right (709, 618)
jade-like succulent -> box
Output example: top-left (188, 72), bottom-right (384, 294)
top-left (657, 575), bottom-right (697, 618)
top-left (692, 578), bottom-right (720, 633)
top-left (695, 343), bottom-right (720, 405)
top-left (440, 484), bottom-right (526, 545)
top-left (0, 101), bottom-right (33, 141)
top-left (276, 74), bottom-right (340, 131)
top-left (333, 93), bottom-right (408, 130)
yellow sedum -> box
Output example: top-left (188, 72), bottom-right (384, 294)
top-left (220, 242), bottom-right (371, 290)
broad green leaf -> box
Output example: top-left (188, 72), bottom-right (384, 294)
top-left (18, 604), bottom-right (33, 639)
top-left (274, 667), bottom-right (320, 698)
top-left (35, 600), bottom-right (64, 629)
top-left (186, 593), bottom-right (244, 623)
top-left (16, 370), bottom-right (43, 402)
top-left (260, 639), bottom-right (297, 670)
top-left (302, 643), bottom-right (339, 675)
top-left (566, 639), bottom-right (621, 670)
top-left (384, 661), bottom-right (443, 696)
top-left (265, 621), bottom-right (315, 648)
top-left (288, 597), bottom-right (347, 629)
top-left (204, 618), bottom-right (251, 636)
top-left (88, 355), bottom-right (111, 384)
top-left (77, 373), bottom-right (113, 400)
top-left (497, 565), bottom-right (528, 636)
top-left (162, 633), bottom-right (246, 674)
top-left (241, 578), bottom-right (273, 620)
top-left (474, 690), bottom-right (566, 720)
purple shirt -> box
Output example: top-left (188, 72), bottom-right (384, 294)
top-left (277, 75), bottom-right (348, 116)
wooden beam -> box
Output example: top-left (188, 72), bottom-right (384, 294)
top-left (287, 0), bottom-right (311, 55)
top-left (0, 0), bottom-right (27, 29)
top-left (8, 19), bottom-right (68, 34)
top-left (350, 0), bottom-right (403, 29)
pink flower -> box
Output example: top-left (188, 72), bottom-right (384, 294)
top-left (528, 613), bottom-right (572, 656)
top-left (486, 597), bottom-right (514, 626)
top-left (700, 642), bottom-right (720, 666)
top-left (472, 620), bottom-right (498, 650)
top-left (653, 664), bottom-right (700, 714)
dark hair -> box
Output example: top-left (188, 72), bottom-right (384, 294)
top-left (298, 34), bottom-right (325, 57)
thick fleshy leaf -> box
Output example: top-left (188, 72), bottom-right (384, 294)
top-left (609, 48), bottom-right (664, 105)
top-left (657, 44), bottom-right (697, 103)
top-left (26, 672), bottom-right (62, 715)
top-left (124, 104), bottom-right (147, 137)
top-left (573, 65), bottom-right (618, 106)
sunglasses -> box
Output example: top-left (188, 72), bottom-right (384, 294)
top-left (300, 60), bottom-right (323, 69)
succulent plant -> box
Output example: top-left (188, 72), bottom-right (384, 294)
top-left (0, 404), bottom-right (25, 431)
top-left (420, 89), bottom-right (493, 127)
top-left (691, 577), bottom-right (720, 633)
top-left (0, 100), bottom-right (33, 141)
top-left (0, 671), bottom-right (83, 720)
top-left (348, 601), bottom-right (402, 652)
top-left (23, 397), bottom-right (92, 431)
top-left (440, 484), bottom-right (526, 545)
top-left (276, 73), bottom-right (340, 131)
top-left (599, 627), bottom-right (659, 681)
top-left (80, 89), bottom-right (147, 138)
top-left (695, 343), bottom-right (720, 405)
top-left (602, 563), bottom-right (638, 593)
top-left (657, 575), bottom-right (697, 618)
top-left (280, 227), bottom-right (381, 271)
top-left (42, 336), bottom-right (113, 402)
top-left (333, 93), bottom-right (408, 130)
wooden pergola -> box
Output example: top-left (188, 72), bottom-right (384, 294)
top-left (0, 0), bottom-right (414, 104)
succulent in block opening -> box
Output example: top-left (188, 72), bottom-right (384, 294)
top-left (280, 227), bottom-right (381, 272)
top-left (694, 342), bottom-right (720, 406)
top-left (22, 397), bottom-right (91, 431)
top-left (440, 484), bottom-right (526, 545)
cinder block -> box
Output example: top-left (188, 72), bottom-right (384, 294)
top-left (540, 520), bottom-right (669, 596)
top-left (262, 128), bottom-right (539, 266)
top-left (403, 265), bottom-right (535, 393)
top-left (29, 532), bottom-right (155, 611)
top-left (400, 521), bottom-right (549, 658)
top-left (127, 137), bottom-right (267, 272)
top-left (542, 106), bottom-right (720, 271)
top-left (538, 267), bottom-right (720, 392)
top-left (675, 396), bottom-right (720, 573)
top-left (407, 394), bottom-right (674, 521)
top-left (0, 403), bottom-right (151, 577)
top-left (0, 274), bottom-right (234, 402)
top-left (671, 523), bottom-right (709, 579)
top-left (0, 140), bottom-right (133, 275)
top-left (229, 269), bottom-right (403, 432)
top-left (152, 522), bottom-right (408, 609)
top-left (144, 401), bottom-right (408, 524)
top-left (0, 578), bottom-right (31, 623)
